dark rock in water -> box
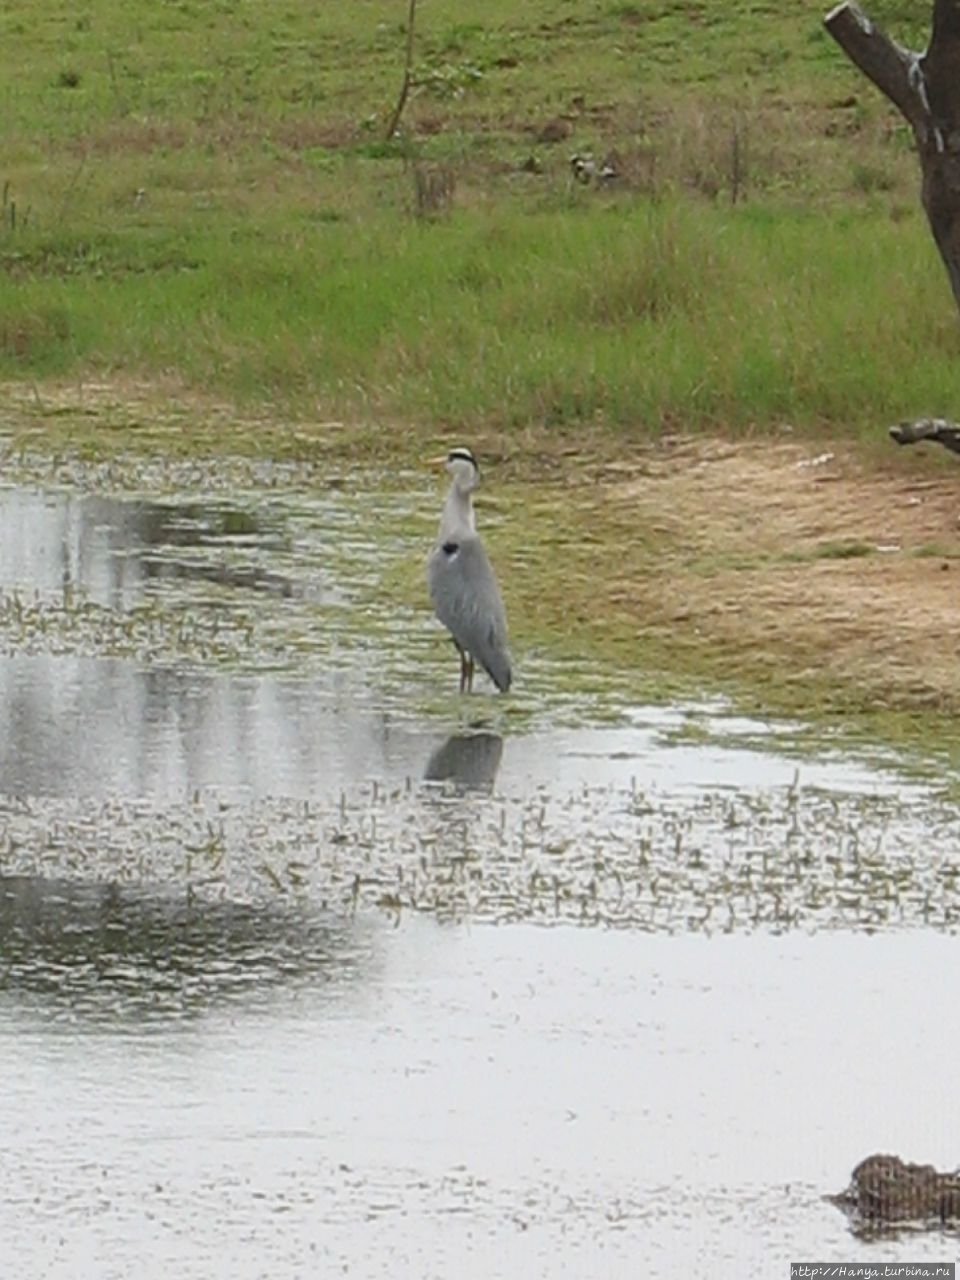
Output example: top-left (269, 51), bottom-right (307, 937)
top-left (831, 1154), bottom-right (960, 1225)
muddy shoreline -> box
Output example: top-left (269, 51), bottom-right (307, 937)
top-left (3, 380), bottom-right (960, 752)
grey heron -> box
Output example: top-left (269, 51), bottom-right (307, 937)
top-left (426, 446), bottom-right (512, 694)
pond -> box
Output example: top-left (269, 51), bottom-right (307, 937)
top-left (0, 474), bottom-right (957, 1277)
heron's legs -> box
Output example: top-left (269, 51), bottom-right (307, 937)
top-left (454, 643), bottom-right (475, 694)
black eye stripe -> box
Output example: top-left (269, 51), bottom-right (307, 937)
top-left (447, 448), bottom-right (477, 467)
top-left (442, 541), bottom-right (459, 555)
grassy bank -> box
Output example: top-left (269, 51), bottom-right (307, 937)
top-left (4, 201), bottom-right (960, 433)
top-left (2, 0), bottom-right (959, 432)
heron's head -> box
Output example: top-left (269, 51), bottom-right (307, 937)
top-left (437, 446), bottom-right (480, 492)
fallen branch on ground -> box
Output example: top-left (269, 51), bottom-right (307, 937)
top-left (889, 417), bottom-right (960, 456)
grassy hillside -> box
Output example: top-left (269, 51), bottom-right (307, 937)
top-left (1, 0), bottom-right (957, 433)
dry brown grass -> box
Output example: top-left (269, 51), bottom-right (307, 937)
top-left (570, 436), bottom-right (960, 712)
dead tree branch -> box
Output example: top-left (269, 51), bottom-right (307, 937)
top-left (824, 3), bottom-right (929, 134)
top-left (825, 1), bottom-right (960, 315)
top-left (385, 0), bottom-right (418, 142)
top-left (890, 417), bottom-right (960, 455)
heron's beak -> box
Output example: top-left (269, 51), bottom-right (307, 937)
top-left (426, 454), bottom-right (448, 470)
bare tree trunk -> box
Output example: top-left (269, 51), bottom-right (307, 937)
top-left (385, 0), bottom-right (418, 142)
top-left (825, 0), bottom-right (960, 314)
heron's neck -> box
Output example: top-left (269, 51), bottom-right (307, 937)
top-left (439, 483), bottom-right (475, 539)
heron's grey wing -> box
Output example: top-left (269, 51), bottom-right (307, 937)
top-left (427, 535), bottom-right (512, 691)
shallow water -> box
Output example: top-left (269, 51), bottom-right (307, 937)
top-left (1, 478), bottom-right (958, 1277)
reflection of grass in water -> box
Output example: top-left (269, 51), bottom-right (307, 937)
top-left (0, 874), bottom-right (372, 1023)
top-left (4, 769), bottom-right (958, 936)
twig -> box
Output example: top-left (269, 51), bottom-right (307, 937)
top-left (384, 0), bottom-right (418, 141)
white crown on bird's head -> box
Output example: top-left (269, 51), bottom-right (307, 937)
top-left (446, 446), bottom-right (478, 469)
top-left (444, 446), bottom-right (480, 484)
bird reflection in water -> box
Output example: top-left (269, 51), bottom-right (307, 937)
top-left (423, 732), bottom-right (504, 792)
top-left (0, 875), bottom-right (370, 1025)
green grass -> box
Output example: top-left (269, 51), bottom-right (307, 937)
top-left (0, 0), bottom-right (954, 433)
top-left (4, 200), bottom-right (959, 431)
